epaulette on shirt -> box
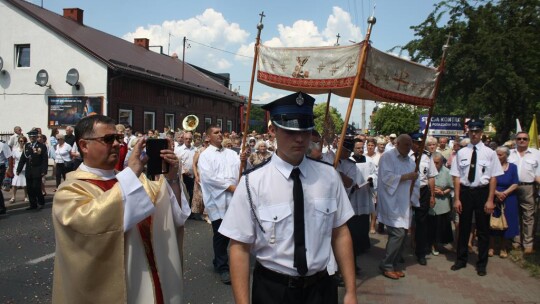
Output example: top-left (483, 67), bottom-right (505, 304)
top-left (306, 156), bottom-right (333, 166)
top-left (242, 156), bottom-right (272, 175)
top-left (423, 150), bottom-right (432, 157)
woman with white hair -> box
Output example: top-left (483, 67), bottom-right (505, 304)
top-left (489, 146), bottom-right (519, 258)
top-left (248, 140), bottom-right (271, 166)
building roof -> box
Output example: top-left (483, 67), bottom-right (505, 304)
top-left (5, 0), bottom-right (242, 103)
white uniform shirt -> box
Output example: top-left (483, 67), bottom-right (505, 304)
top-left (78, 164), bottom-right (190, 231)
top-left (219, 154), bottom-right (354, 276)
top-left (508, 148), bottom-right (540, 183)
top-left (450, 141), bottom-right (503, 187)
top-left (409, 151), bottom-right (438, 186)
top-left (198, 144), bottom-right (240, 221)
top-left (178, 145), bottom-right (196, 177)
top-left (377, 149), bottom-right (420, 229)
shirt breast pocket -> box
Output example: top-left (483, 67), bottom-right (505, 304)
top-left (524, 159), bottom-right (538, 172)
top-left (459, 159), bottom-right (470, 173)
top-left (258, 203), bottom-right (293, 243)
top-left (478, 160), bottom-right (491, 182)
top-left (313, 198), bottom-right (337, 234)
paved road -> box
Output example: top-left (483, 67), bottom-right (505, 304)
top-left (1, 180), bottom-right (539, 303)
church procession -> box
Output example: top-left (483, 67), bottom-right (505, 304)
top-left (1, 0), bottom-right (539, 303)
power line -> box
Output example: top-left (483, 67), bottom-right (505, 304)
top-left (186, 38), bottom-right (253, 59)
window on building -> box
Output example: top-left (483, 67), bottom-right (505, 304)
top-left (119, 109), bottom-right (132, 126)
top-left (165, 113), bottom-right (175, 131)
top-left (144, 111), bottom-right (155, 131)
top-left (16, 44), bottom-right (30, 68)
top-left (217, 118), bottom-right (223, 129)
top-left (204, 117), bottom-right (212, 131)
top-left (227, 120), bottom-right (233, 133)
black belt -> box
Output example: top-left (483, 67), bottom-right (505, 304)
top-left (461, 185), bottom-right (488, 191)
top-left (254, 262), bottom-right (328, 289)
top-left (519, 182), bottom-right (534, 186)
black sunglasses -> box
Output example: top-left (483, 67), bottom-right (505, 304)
top-left (516, 137), bottom-right (529, 141)
top-left (83, 134), bottom-right (124, 144)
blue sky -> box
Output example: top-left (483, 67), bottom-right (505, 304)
top-left (32, 0), bottom-right (442, 129)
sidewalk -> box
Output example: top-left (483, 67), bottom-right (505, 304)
top-left (354, 231), bottom-right (539, 303)
top-left (3, 176), bottom-right (56, 210)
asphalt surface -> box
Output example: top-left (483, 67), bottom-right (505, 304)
top-left (1, 179), bottom-right (539, 303)
top-left (0, 188), bottom-right (236, 303)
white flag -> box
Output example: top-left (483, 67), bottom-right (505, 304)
top-left (257, 43), bottom-right (439, 107)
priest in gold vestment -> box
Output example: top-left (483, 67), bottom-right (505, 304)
top-left (52, 115), bottom-right (190, 304)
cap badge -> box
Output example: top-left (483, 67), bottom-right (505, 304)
top-left (296, 94), bottom-right (304, 106)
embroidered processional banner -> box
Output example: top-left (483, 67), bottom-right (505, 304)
top-left (257, 43), bottom-right (439, 107)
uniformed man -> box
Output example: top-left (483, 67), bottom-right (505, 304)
top-left (508, 131), bottom-right (540, 255)
top-left (450, 119), bottom-right (503, 276)
top-left (219, 92), bottom-right (357, 304)
top-left (16, 129), bottom-right (48, 210)
top-left (410, 133), bottom-right (438, 266)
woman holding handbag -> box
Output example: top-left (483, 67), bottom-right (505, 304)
top-left (489, 146), bottom-right (519, 258)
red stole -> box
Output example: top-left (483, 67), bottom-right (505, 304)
top-left (80, 178), bottom-right (164, 304)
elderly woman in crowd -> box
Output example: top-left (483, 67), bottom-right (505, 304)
top-left (429, 152), bottom-right (454, 255)
top-left (54, 134), bottom-right (72, 191)
top-left (426, 136), bottom-right (438, 154)
top-left (9, 136), bottom-right (29, 203)
top-left (248, 140), bottom-right (272, 166)
top-left (489, 146), bottom-right (519, 258)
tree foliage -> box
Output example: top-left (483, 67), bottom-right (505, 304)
top-left (247, 105), bottom-right (266, 134)
top-left (371, 104), bottom-right (427, 135)
top-left (399, 0), bottom-right (540, 142)
top-left (313, 103), bottom-right (344, 136)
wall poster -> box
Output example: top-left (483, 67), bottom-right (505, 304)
top-left (48, 96), bottom-right (103, 127)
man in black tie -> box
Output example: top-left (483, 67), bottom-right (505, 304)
top-left (16, 129), bottom-right (49, 210)
top-left (219, 92), bottom-right (357, 304)
top-left (449, 119), bottom-right (503, 276)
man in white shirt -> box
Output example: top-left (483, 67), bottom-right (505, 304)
top-left (8, 126), bottom-right (22, 149)
top-left (220, 92), bottom-right (356, 304)
top-left (52, 115), bottom-right (190, 303)
top-left (178, 132), bottom-right (196, 210)
top-left (198, 124), bottom-right (241, 284)
top-left (377, 134), bottom-right (420, 280)
top-left (124, 125), bottom-right (136, 149)
top-left (410, 133), bottom-right (438, 266)
top-left (450, 119), bottom-right (503, 276)
top-left (508, 131), bottom-right (540, 255)
top-left (385, 133), bottom-right (397, 152)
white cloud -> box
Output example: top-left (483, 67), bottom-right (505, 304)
top-left (122, 8), bottom-right (249, 71)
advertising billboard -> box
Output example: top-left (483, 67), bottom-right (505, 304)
top-left (48, 96), bottom-right (103, 127)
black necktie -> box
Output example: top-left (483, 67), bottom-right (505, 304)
top-left (468, 146), bottom-right (477, 183)
top-left (291, 168), bottom-right (308, 276)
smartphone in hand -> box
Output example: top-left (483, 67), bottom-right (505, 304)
top-left (146, 139), bottom-right (169, 175)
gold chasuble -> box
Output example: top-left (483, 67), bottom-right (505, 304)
top-left (52, 169), bottom-right (184, 304)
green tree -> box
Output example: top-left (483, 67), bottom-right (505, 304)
top-left (371, 104), bottom-right (427, 135)
top-left (313, 103), bottom-right (344, 136)
top-left (399, 0), bottom-right (540, 142)
top-left (247, 105), bottom-right (266, 134)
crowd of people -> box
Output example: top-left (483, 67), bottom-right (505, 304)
top-left (0, 93), bottom-right (538, 303)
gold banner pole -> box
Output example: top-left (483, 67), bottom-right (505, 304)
top-left (239, 12), bottom-right (265, 177)
top-left (333, 16), bottom-right (376, 168)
